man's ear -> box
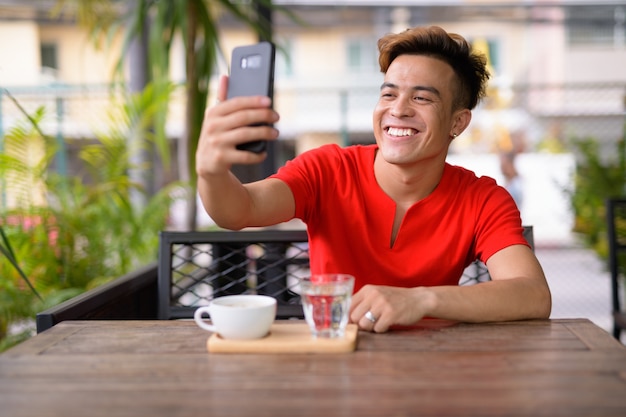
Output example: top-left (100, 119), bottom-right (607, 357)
top-left (450, 109), bottom-right (472, 138)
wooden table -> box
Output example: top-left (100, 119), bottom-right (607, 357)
top-left (1, 319), bottom-right (625, 417)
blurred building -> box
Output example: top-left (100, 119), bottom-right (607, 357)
top-left (0, 0), bottom-right (625, 241)
top-left (1, 1), bottom-right (624, 145)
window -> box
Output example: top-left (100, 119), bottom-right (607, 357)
top-left (567, 6), bottom-right (625, 47)
top-left (275, 38), bottom-right (293, 78)
top-left (470, 37), bottom-right (501, 75)
top-left (487, 39), bottom-right (500, 74)
top-left (346, 38), bottom-right (377, 73)
top-left (40, 43), bottom-right (58, 70)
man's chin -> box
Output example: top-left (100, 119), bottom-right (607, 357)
top-left (378, 145), bottom-right (415, 165)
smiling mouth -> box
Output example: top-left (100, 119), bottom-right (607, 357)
top-left (387, 127), bottom-right (417, 137)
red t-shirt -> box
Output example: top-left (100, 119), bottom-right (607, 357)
top-left (271, 144), bottom-right (528, 292)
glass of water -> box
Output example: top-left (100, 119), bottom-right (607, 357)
top-left (299, 274), bottom-right (355, 339)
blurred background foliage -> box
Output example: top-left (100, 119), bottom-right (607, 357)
top-left (0, 84), bottom-right (182, 350)
top-left (0, 0), bottom-right (294, 351)
top-left (568, 130), bottom-right (626, 260)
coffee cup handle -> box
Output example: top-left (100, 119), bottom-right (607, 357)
top-left (194, 306), bottom-right (217, 332)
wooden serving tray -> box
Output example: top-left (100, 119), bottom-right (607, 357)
top-left (207, 322), bottom-right (358, 353)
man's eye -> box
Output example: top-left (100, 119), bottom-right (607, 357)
top-left (415, 96), bottom-right (431, 102)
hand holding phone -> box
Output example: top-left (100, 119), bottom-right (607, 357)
top-left (227, 41), bottom-right (275, 153)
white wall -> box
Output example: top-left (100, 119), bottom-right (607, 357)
top-left (0, 21), bottom-right (41, 85)
top-left (38, 25), bottom-right (120, 84)
top-left (446, 153), bottom-right (576, 246)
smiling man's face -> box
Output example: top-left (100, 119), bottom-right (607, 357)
top-left (373, 54), bottom-right (466, 168)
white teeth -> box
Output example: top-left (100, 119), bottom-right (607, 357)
top-left (387, 127), bottom-right (415, 137)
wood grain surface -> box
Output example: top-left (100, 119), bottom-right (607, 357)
top-left (1, 319), bottom-right (625, 417)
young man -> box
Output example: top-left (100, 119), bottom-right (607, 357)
top-left (195, 26), bottom-right (552, 333)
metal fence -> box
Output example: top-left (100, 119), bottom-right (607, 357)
top-left (2, 81), bottom-right (624, 146)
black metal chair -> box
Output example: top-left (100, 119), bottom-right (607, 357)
top-left (158, 230), bottom-right (310, 320)
top-left (158, 227), bottom-right (535, 320)
top-left (606, 198), bottom-right (626, 340)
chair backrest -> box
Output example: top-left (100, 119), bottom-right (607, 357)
top-left (158, 226), bottom-right (535, 319)
top-left (606, 198), bottom-right (626, 339)
top-left (459, 225), bottom-right (534, 286)
top-left (158, 230), bottom-right (309, 320)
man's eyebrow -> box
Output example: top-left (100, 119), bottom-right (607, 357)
top-left (380, 82), bottom-right (440, 97)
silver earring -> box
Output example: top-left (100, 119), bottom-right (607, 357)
top-left (452, 133), bottom-right (458, 138)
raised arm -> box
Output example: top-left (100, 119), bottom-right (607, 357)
top-left (195, 75), bottom-right (295, 230)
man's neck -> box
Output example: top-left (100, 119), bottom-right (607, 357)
top-left (374, 152), bottom-right (446, 247)
top-left (373, 152), bottom-right (446, 206)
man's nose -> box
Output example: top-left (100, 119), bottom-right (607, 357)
top-left (390, 97), bottom-right (414, 117)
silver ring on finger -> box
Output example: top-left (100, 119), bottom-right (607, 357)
top-left (364, 310), bottom-right (377, 323)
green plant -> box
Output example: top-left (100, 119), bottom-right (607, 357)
top-left (0, 83), bottom-right (183, 351)
top-left (567, 132), bottom-right (626, 259)
top-left (55, 0), bottom-right (301, 230)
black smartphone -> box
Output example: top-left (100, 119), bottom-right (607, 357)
top-left (227, 41), bottom-right (275, 153)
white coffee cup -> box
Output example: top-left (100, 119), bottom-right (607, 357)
top-left (193, 294), bottom-right (277, 340)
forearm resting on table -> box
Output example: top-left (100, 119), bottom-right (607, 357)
top-left (425, 276), bottom-right (552, 323)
